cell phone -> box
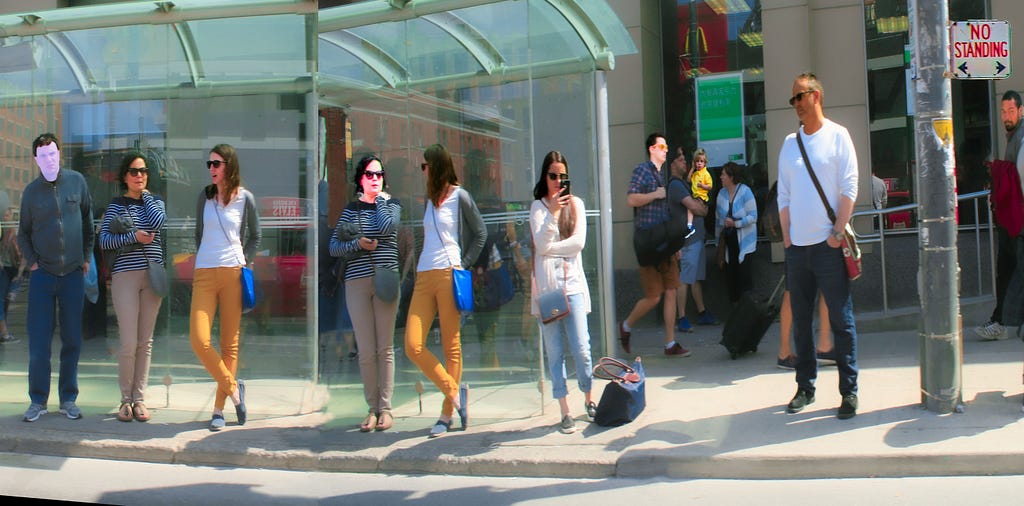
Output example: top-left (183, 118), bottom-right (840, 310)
top-left (560, 179), bottom-right (571, 195)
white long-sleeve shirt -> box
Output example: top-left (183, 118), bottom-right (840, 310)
top-left (529, 196), bottom-right (591, 315)
top-left (777, 119), bottom-right (859, 246)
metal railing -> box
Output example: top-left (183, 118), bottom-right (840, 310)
top-left (850, 190), bottom-right (994, 314)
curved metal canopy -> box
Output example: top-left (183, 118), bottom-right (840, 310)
top-left (0, 0), bottom-right (316, 101)
top-left (317, 0), bottom-right (636, 92)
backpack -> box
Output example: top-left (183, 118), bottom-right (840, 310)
top-left (990, 159), bottom-right (1023, 237)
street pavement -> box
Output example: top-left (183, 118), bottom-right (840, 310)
top-left (0, 299), bottom-right (1021, 480)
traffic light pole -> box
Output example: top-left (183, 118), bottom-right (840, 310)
top-left (912, 0), bottom-right (962, 413)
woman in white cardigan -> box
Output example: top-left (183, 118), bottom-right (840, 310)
top-left (715, 162), bottom-right (758, 302)
top-left (529, 151), bottom-right (595, 435)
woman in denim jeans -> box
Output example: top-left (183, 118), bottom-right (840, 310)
top-left (529, 151), bottom-right (595, 434)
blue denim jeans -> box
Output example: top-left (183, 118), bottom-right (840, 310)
top-left (27, 268), bottom-right (85, 406)
top-left (785, 242), bottom-right (858, 396)
top-left (540, 293), bottom-right (594, 400)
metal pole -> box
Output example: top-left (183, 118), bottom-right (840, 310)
top-left (913, 0), bottom-right (962, 413)
top-left (595, 71), bottom-right (616, 357)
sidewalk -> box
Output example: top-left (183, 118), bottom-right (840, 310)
top-left (0, 309), bottom-right (1022, 479)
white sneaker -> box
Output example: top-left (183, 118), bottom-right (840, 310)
top-left (973, 321), bottom-right (1007, 341)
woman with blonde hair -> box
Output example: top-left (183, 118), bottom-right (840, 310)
top-left (190, 144), bottom-right (260, 431)
top-left (405, 144), bottom-right (486, 438)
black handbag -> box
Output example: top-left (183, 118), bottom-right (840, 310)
top-left (592, 357), bottom-right (646, 427)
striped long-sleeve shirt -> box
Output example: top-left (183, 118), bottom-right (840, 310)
top-left (329, 197), bottom-right (401, 281)
top-left (99, 193), bottom-right (167, 273)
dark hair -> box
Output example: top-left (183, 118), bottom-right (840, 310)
top-left (205, 143), bottom-right (241, 206)
top-left (645, 132), bottom-right (664, 152)
top-left (32, 133), bottom-right (59, 156)
top-left (533, 150), bottom-right (576, 238)
top-left (352, 154), bottom-right (385, 197)
top-left (669, 147), bottom-right (688, 179)
top-left (722, 162), bottom-right (743, 185)
top-left (1002, 90), bottom-right (1022, 108)
top-left (118, 152), bottom-right (149, 192)
top-left (424, 144), bottom-right (459, 207)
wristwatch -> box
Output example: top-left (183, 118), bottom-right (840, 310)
top-left (831, 229), bottom-right (845, 241)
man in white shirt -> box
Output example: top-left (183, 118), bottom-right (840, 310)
top-left (777, 73), bottom-right (860, 420)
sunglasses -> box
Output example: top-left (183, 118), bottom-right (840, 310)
top-left (653, 143), bottom-right (668, 150)
top-left (206, 160), bottom-right (225, 169)
top-left (789, 90), bottom-right (815, 106)
top-left (546, 172), bottom-right (569, 181)
top-left (127, 168), bottom-right (148, 177)
top-left (363, 170), bottom-right (385, 180)
top-left (420, 162), bottom-right (429, 172)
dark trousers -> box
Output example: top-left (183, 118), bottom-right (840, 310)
top-left (991, 226), bottom-right (1017, 324)
top-left (27, 268), bottom-right (85, 406)
top-left (786, 242), bottom-right (858, 396)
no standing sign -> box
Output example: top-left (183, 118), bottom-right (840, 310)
top-left (950, 20), bottom-right (1011, 79)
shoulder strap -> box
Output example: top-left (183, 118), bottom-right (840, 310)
top-left (796, 130), bottom-right (837, 225)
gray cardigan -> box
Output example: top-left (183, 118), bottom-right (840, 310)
top-left (454, 187), bottom-right (487, 269)
top-left (194, 187), bottom-right (261, 265)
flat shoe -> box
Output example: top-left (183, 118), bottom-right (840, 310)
top-left (132, 402), bottom-right (150, 422)
top-left (375, 411), bottom-right (393, 431)
top-left (234, 381), bottom-right (247, 426)
top-left (428, 419), bottom-right (451, 438)
top-left (116, 402), bottom-right (133, 423)
top-left (360, 413), bottom-right (378, 432)
top-left (209, 414), bottom-right (225, 431)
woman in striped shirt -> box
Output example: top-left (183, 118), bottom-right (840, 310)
top-left (329, 155), bottom-right (402, 432)
top-left (99, 153), bottom-right (166, 422)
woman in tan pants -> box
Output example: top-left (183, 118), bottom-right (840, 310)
top-left (330, 155), bottom-right (402, 432)
top-left (189, 144), bottom-right (261, 431)
top-left (100, 153), bottom-right (166, 422)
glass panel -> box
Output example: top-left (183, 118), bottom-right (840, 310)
top-left (318, 38), bottom-right (389, 88)
top-left (317, 0), bottom-right (611, 421)
top-left (0, 36), bottom-right (81, 94)
top-left (661, 1), bottom-right (767, 234)
top-left (190, 14), bottom-right (310, 81)
top-left (0, 8), bottom-right (317, 418)
top-left (64, 24), bottom-right (192, 89)
top-left (864, 0), bottom-right (989, 223)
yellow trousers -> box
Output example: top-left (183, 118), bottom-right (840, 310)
top-left (404, 268), bottom-right (462, 417)
top-left (190, 266), bottom-right (242, 411)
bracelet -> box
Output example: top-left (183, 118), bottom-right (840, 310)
top-left (831, 230), bottom-right (845, 241)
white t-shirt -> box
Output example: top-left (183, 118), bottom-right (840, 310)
top-left (417, 187), bottom-right (462, 272)
top-left (777, 119), bottom-right (859, 246)
top-left (195, 192), bottom-right (247, 269)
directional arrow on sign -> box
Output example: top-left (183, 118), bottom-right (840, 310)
top-left (958, 62), bottom-right (969, 75)
top-left (996, 61), bottom-right (1007, 74)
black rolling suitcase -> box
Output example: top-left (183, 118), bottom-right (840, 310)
top-left (720, 276), bottom-right (786, 359)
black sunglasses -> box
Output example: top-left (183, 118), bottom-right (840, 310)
top-left (420, 162), bottom-right (429, 172)
top-left (546, 172), bottom-right (569, 181)
top-left (206, 160), bottom-right (225, 169)
top-left (363, 170), bottom-right (385, 180)
top-left (127, 168), bottom-right (148, 177)
top-left (789, 90), bottom-right (815, 106)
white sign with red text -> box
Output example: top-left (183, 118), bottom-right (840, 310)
top-left (950, 20), bottom-right (1011, 79)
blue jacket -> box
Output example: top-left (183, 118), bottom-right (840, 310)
top-left (17, 169), bottom-right (94, 276)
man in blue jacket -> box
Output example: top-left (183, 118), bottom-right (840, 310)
top-left (18, 133), bottom-right (94, 422)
